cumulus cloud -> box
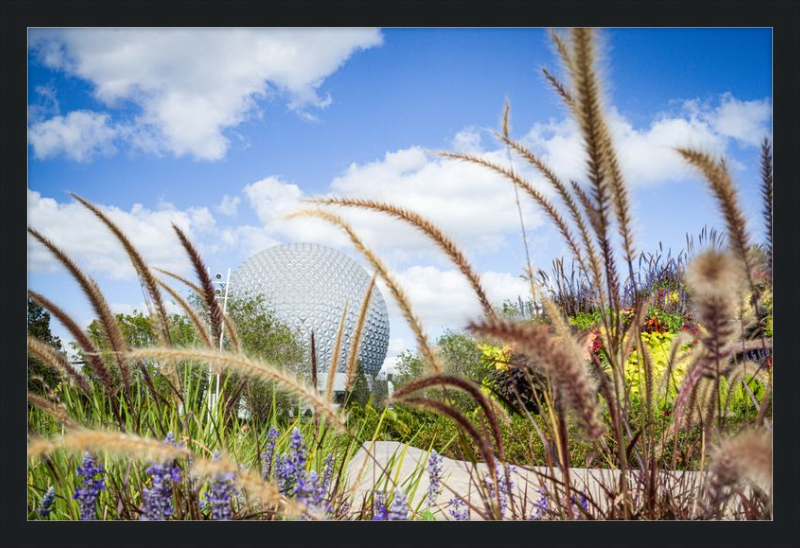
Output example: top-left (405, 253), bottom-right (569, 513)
top-left (28, 28), bottom-right (383, 160)
top-left (216, 195), bottom-right (241, 217)
top-left (377, 266), bottom-right (530, 331)
top-left (27, 189), bottom-right (216, 279)
top-left (28, 110), bottom-right (117, 162)
top-left (227, 147), bottom-right (546, 263)
top-left (519, 95), bottom-right (771, 187)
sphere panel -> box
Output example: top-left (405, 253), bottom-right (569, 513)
top-left (230, 243), bottom-right (390, 376)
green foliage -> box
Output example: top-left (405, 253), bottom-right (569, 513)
top-left (27, 298), bottom-right (65, 393)
top-left (223, 295), bottom-right (306, 424)
top-left (624, 331), bottom-right (688, 401)
top-left (568, 310), bottom-right (602, 330)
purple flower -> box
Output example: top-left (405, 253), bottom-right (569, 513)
top-left (570, 493), bottom-right (588, 519)
top-left (276, 428), bottom-right (307, 495)
top-left (293, 470), bottom-right (326, 513)
top-left (202, 451), bottom-right (236, 521)
top-left (321, 453), bottom-right (334, 494)
top-left (485, 464), bottom-right (515, 518)
top-left (372, 491), bottom-right (388, 520)
top-left (426, 450), bottom-right (443, 507)
top-left (387, 490), bottom-right (409, 521)
top-left (37, 486), bottom-right (56, 519)
top-left (529, 488), bottom-right (549, 520)
top-left (73, 452), bottom-right (106, 520)
top-left (448, 496), bottom-right (469, 521)
top-left (261, 426), bottom-right (279, 480)
top-left (140, 433), bottom-right (181, 521)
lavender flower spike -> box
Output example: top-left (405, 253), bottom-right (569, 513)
top-left (276, 428), bottom-right (308, 495)
top-left (202, 451), bottom-right (236, 521)
top-left (73, 452), bottom-right (106, 520)
top-left (426, 450), bottom-right (444, 507)
top-left (261, 425), bottom-right (279, 480)
top-left (321, 453), bottom-right (334, 494)
top-left (37, 486), bottom-right (56, 519)
top-left (372, 491), bottom-right (388, 521)
top-left (448, 496), bottom-right (469, 521)
top-left (387, 490), bottom-right (409, 521)
top-left (140, 433), bottom-right (181, 521)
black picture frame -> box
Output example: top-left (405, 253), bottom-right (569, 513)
top-left (3, 1), bottom-right (798, 547)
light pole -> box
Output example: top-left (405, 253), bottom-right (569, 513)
top-left (209, 268), bottom-right (231, 416)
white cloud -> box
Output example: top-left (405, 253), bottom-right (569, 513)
top-left (27, 110), bottom-right (117, 162)
top-left (227, 146), bottom-right (547, 264)
top-left (27, 189), bottom-right (216, 279)
top-left (706, 94), bottom-right (772, 147)
top-left (29, 28), bottom-right (383, 160)
top-left (378, 266), bottom-right (530, 332)
top-left (520, 95), bottom-right (771, 187)
top-left (327, 147), bottom-right (544, 255)
top-left (451, 127), bottom-right (483, 154)
top-left (216, 195), bottom-right (241, 217)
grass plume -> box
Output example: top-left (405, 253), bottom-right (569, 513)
top-left (675, 149), bottom-right (753, 288)
top-left (760, 139), bottom-right (773, 278)
top-left (469, 317), bottom-right (603, 441)
top-left (27, 230), bottom-right (132, 390)
top-left (287, 208), bottom-right (441, 374)
top-left (128, 347), bottom-right (347, 432)
top-left (325, 302), bottom-right (349, 401)
top-left (171, 224), bottom-right (223, 347)
top-left (28, 336), bottom-right (91, 395)
top-left (705, 428), bottom-right (772, 518)
top-left (70, 193), bottom-right (173, 347)
top-left (309, 197), bottom-right (495, 319)
top-left (345, 275), bottom-right (377, 392)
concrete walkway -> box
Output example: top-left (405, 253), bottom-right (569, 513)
top-left (344, 441), bottom-right (707, 520)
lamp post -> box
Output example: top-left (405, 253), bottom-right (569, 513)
top-left (209, 268), bottom-right (231, 417)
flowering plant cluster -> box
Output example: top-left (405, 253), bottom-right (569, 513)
top-left (73, 453), bottom-right (106, 521)
top-left (140, 432), bottom-right (181, 521)
top-left (201, 451), bottom-right (236, 521)
top-left (37, 486), bottom-right (56, 519)
top-left (274, 427), bottom-right (333, 514)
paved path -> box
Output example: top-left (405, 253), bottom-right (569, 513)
top-left (344, 441), bottom-right (707, 520)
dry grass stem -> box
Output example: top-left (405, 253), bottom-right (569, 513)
top-left (171, 224), bottom-right (224, 347)
top-left (326, 302), bottom-right (349, 401)
top-left (287, 208), bottom-right (441, 373)
top-left (70, 193), bottom-right (173, 346)
top-left (393, 374), bottom-right (506, 460)
top-left (26, 232), bottom-right (132, 390)
top-left (566, 28), bottom-right (621, 314)
top-left (156, 279), bottom-right (213, 348)
top-left (439, 152), bottom-right (589, 279)
top-left (28, 336), bottom-right (92, 395)
top-left (760, 139), bottom-right (773, 277)
top-left (27, 429), bottom-right (191, 462)
top-left (310, 197), bottom-right (495, 319)
top-left (469, 317), bottom-right (603, 441)
top-left (27, 393), bottom-right (76, 427)
top-left (128, 348), bottom-right (347, 431)
top-left (346, 275), bottom-right (377, 391)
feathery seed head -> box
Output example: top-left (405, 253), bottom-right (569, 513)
top-left (685, 250), bottom-right (745, 301)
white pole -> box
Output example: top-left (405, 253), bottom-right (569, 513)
top-left (213, 268), bottom-right (231, 407)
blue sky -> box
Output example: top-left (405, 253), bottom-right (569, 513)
top-left (27, 28), bottom-right (772, 368)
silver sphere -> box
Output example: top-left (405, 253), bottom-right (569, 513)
top-left (230, 243), bottom-right (390, 377)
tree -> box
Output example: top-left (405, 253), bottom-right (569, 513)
top-left (27, 298), bottom-right (65, 393)
top-left (223, 295), bottom-right (306, 423)
top-left (83, 310), bottom-right (200, 391)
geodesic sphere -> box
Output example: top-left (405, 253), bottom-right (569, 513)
top-left (230, 243), bottom-right (390, 376)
